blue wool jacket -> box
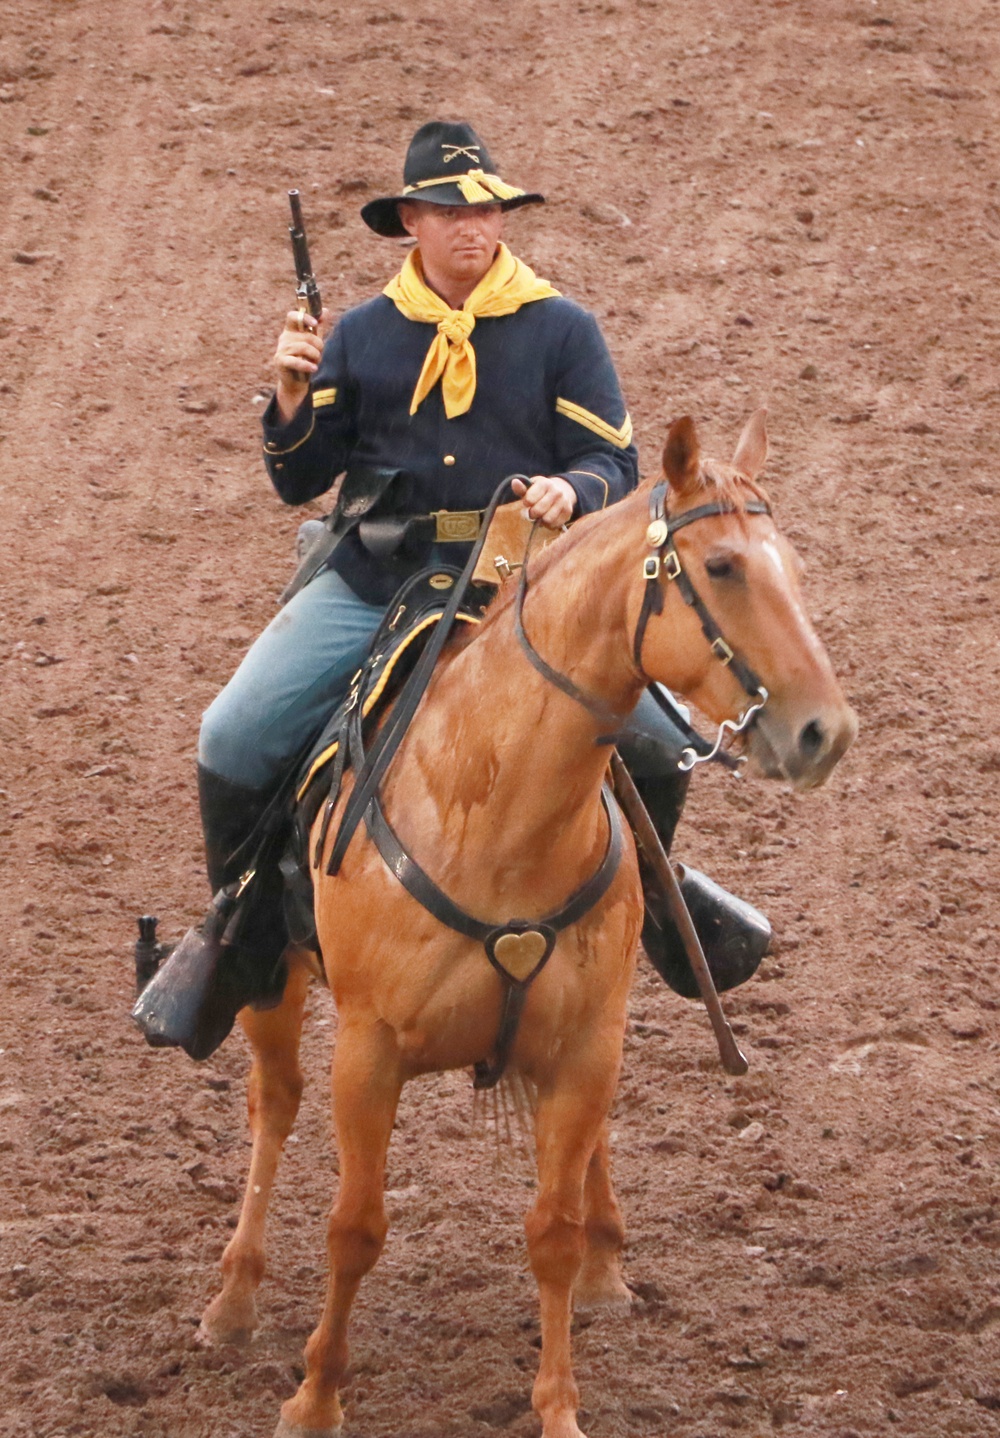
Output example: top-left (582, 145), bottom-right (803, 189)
top-left (262, 289), bottom-right (638, 604)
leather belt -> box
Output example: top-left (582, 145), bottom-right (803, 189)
top-left (358, 509), bottom-right (485, 559)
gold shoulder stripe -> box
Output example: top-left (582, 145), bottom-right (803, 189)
top-left (312, 387), bottom-right (337, 409)
top-left (555, 397), bottom-right (633, 450)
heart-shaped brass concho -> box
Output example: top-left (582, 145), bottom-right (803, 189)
top-left (489, 927), bottom-right (554, 984)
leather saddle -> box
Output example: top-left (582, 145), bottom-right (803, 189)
top-left (281, 565), bottom-right (492, 944)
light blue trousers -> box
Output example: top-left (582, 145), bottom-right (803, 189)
top-left (199, 568), bottom-right (386, 791)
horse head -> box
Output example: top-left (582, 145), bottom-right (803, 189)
top-left (635, 411), bottom-right (857, 789)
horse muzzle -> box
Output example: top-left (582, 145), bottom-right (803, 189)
top-left (745, 700), bottom-right (858, 789)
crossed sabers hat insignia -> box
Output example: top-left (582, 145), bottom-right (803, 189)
top-left (442, 143), bottom-right (481, 164)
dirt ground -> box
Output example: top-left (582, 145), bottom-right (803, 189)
top-left (1, 0), bottom-right (999, 1435)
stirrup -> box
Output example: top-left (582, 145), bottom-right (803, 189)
top-left (642, 864), bottom-right (771, 999)
top-left (131, 890), bottom-right (244, 1061)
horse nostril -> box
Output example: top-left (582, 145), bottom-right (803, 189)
top-left (799, 719), bottom-right (826, 760)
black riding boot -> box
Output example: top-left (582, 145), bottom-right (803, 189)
top-left (131, 766), bottom-right (290, 1060)
top-left (617, 687), bottom-right (772, 997)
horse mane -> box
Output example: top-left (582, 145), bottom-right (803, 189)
top-left (463, 463), bottom-right (772, 651)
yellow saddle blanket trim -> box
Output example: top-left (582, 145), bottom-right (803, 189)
top-left (555, 396), bottom-right (633, 450)
top-left (383, 242), bottom-right (560, 419)
top-left (296, 610), bottom-right (482, 803)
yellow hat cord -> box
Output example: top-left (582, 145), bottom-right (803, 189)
top-left (402, 170), bottom-right (525, 205)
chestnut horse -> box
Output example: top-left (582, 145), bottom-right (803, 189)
top-left (198, 412), bottom-right (856, 1438)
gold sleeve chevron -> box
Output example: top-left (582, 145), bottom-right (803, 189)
top-left (555, 397), bottom-right (633, 450)
top-left (312, 387), bottom-right (338, 409)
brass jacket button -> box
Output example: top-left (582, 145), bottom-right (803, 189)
top-left (443, 454), bottom-right (456, 466)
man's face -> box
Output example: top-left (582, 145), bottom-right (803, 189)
top-left (398, 201), bottom-right (504, 288)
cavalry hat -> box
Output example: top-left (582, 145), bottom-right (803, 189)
top-left (361, 120), bottom-right (545, 238)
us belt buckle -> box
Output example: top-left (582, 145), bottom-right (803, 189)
top-left (433, 509), bottom-right (481, 543)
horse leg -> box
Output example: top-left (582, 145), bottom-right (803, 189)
top-left (276, 1019), bottom-right (402, 1438)
top-left (526, 1060), bottom-right (619, 1438)
top-left (573, 1126), bottom-right (632, 1311)
top-left (199, 959), bottom-right (311, 1347)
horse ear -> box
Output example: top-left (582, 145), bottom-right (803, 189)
top-left (731, 408), bottom-right (769, 480)
top-left (662, 416), bottom-right (701, 495)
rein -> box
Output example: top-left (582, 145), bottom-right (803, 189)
top-left (516, 482), bottom-right (772, 769)
top-left (322, 474), bottom-right (626, 1089)
top-left (514, 527), bottom-right (629, 737)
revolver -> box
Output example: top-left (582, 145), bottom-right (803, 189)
top-left (287, 189), bottom-right (323, 321)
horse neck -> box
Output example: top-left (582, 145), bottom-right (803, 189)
top-left (403, 499), bottom-right (648, 840)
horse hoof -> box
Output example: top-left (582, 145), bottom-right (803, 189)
top-left (196, 1318), bottom-right (254, 1349)
top-left (273, 1421), bottom-right (342, 1438)
top-left (198, 1289), bottom-right (258, 1348)
top-left (573, 1275), bottom-right (634, 1314)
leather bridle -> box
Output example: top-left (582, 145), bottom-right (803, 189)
top-left (516, 480), bottom-right (772, 770)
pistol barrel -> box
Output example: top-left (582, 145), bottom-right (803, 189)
top-left (287, 188), bottom-right (322, 319)
top-left (288, 187), bottom-right (306, 235)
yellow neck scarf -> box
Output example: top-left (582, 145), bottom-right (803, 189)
top-left (383, 241), bottom-right (560, 418)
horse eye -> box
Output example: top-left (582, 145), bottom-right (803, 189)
top-left (705, 556), bottom-right (735, 579)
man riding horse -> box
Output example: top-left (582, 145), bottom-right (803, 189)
top-left (134, 120), bottom-right (769, 1059)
